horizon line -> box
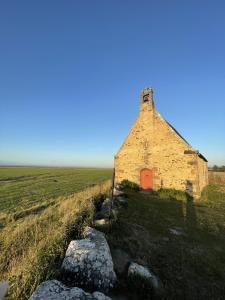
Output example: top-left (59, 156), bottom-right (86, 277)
top-left (0, 163), bottom-right (113, 168)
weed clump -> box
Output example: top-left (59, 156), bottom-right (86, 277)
top-left (92, 194), bottom-right (107, 212)
top-left (120, 180), bottom-right (140, 191)
top-left (158, 188), bottom-right (192, 201)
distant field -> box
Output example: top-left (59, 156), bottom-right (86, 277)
top-left (209, 170), bottom-right (225, 186)
top-left (0, 167), bottom-right (113, 213)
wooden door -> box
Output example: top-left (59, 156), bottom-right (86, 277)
top-left (140, 168), bottom-right (153, 190)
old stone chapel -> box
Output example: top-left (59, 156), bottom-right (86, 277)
top-left (114, 87), bottom-right (208, 198)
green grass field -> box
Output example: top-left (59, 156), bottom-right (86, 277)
top-left (0, 167), bottom-right (112, 213)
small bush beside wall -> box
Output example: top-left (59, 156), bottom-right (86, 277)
top-left (120, 180), bottom-right (140, 191)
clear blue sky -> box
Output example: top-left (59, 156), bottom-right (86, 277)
top-left (1, 0), bottom-right (225, 167)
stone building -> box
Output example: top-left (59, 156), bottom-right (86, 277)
top-left (114, 87), bottom-right (208, 198)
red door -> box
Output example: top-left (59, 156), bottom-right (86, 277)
top-left (140, 168), bottom-right (153, 190)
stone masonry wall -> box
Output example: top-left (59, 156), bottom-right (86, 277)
top-left (115, 99), bottom-right (154, 186)
top-left (152, 112), bottom-right (198, 195)
top-left (196, 155), bottom-right (208, 196)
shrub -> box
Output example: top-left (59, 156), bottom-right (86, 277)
top-left (92, 194), bottom-right (106, 212)
top-left (158, 188), bottom-right (192, 201)
top-left (120, 180), bottom-right (140, 191)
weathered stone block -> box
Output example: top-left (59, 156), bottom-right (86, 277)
top-left (61, 227), bottom-right (116, 292)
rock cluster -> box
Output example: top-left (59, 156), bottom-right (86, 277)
top-left (29, 191), bottom-right (163, 300)
top-left (29, 226), bottom-right (116, 300)
top-left (29, 280), bottom-right (111, 300)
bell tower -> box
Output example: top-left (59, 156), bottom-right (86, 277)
top-left (140, 87), bottom-right (154, 112)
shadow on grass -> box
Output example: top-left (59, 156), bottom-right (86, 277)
top-left (185, 197), bottom-right (198, 230)
top-left (108, 185), bottom-right (225, 300)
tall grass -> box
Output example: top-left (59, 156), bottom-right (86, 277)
top-left (0, 180), bottom-right (111, 300)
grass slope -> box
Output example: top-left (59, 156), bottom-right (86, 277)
top-left (0, 167), bottom-right (112, 299)
top-left (108, 172), bottom-right (225, 299)
top-left (0, 180), bottom-right (112, 300)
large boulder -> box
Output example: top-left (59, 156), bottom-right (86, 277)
top-left (29, 280), bottom-right (111, 300)
top-left (61, 227), bottom-right (116, 292)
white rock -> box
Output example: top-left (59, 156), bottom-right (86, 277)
top-left (169, 227), bottom-right (185, 236)
top-left (94, 219), bottom-right (109, 226)
top-left (0, 281), bottom-right (8, 300)
top-left (117, 197), bottom-right (126, 204)
top-left (113, 188), bottom-right (124, 196)
top-left (92, 291), bottom-right (111, 300)
top-left (128, 262), bottom-right (152, 279)
top-left (128, 262), bottom-right (161, 293)
top-left (29, 280), bottom-right (111, 300)
top-left (62, 227), bottom-right (116, 292)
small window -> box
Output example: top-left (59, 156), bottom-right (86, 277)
top-left (143, 95), bottom-right (149, 102)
